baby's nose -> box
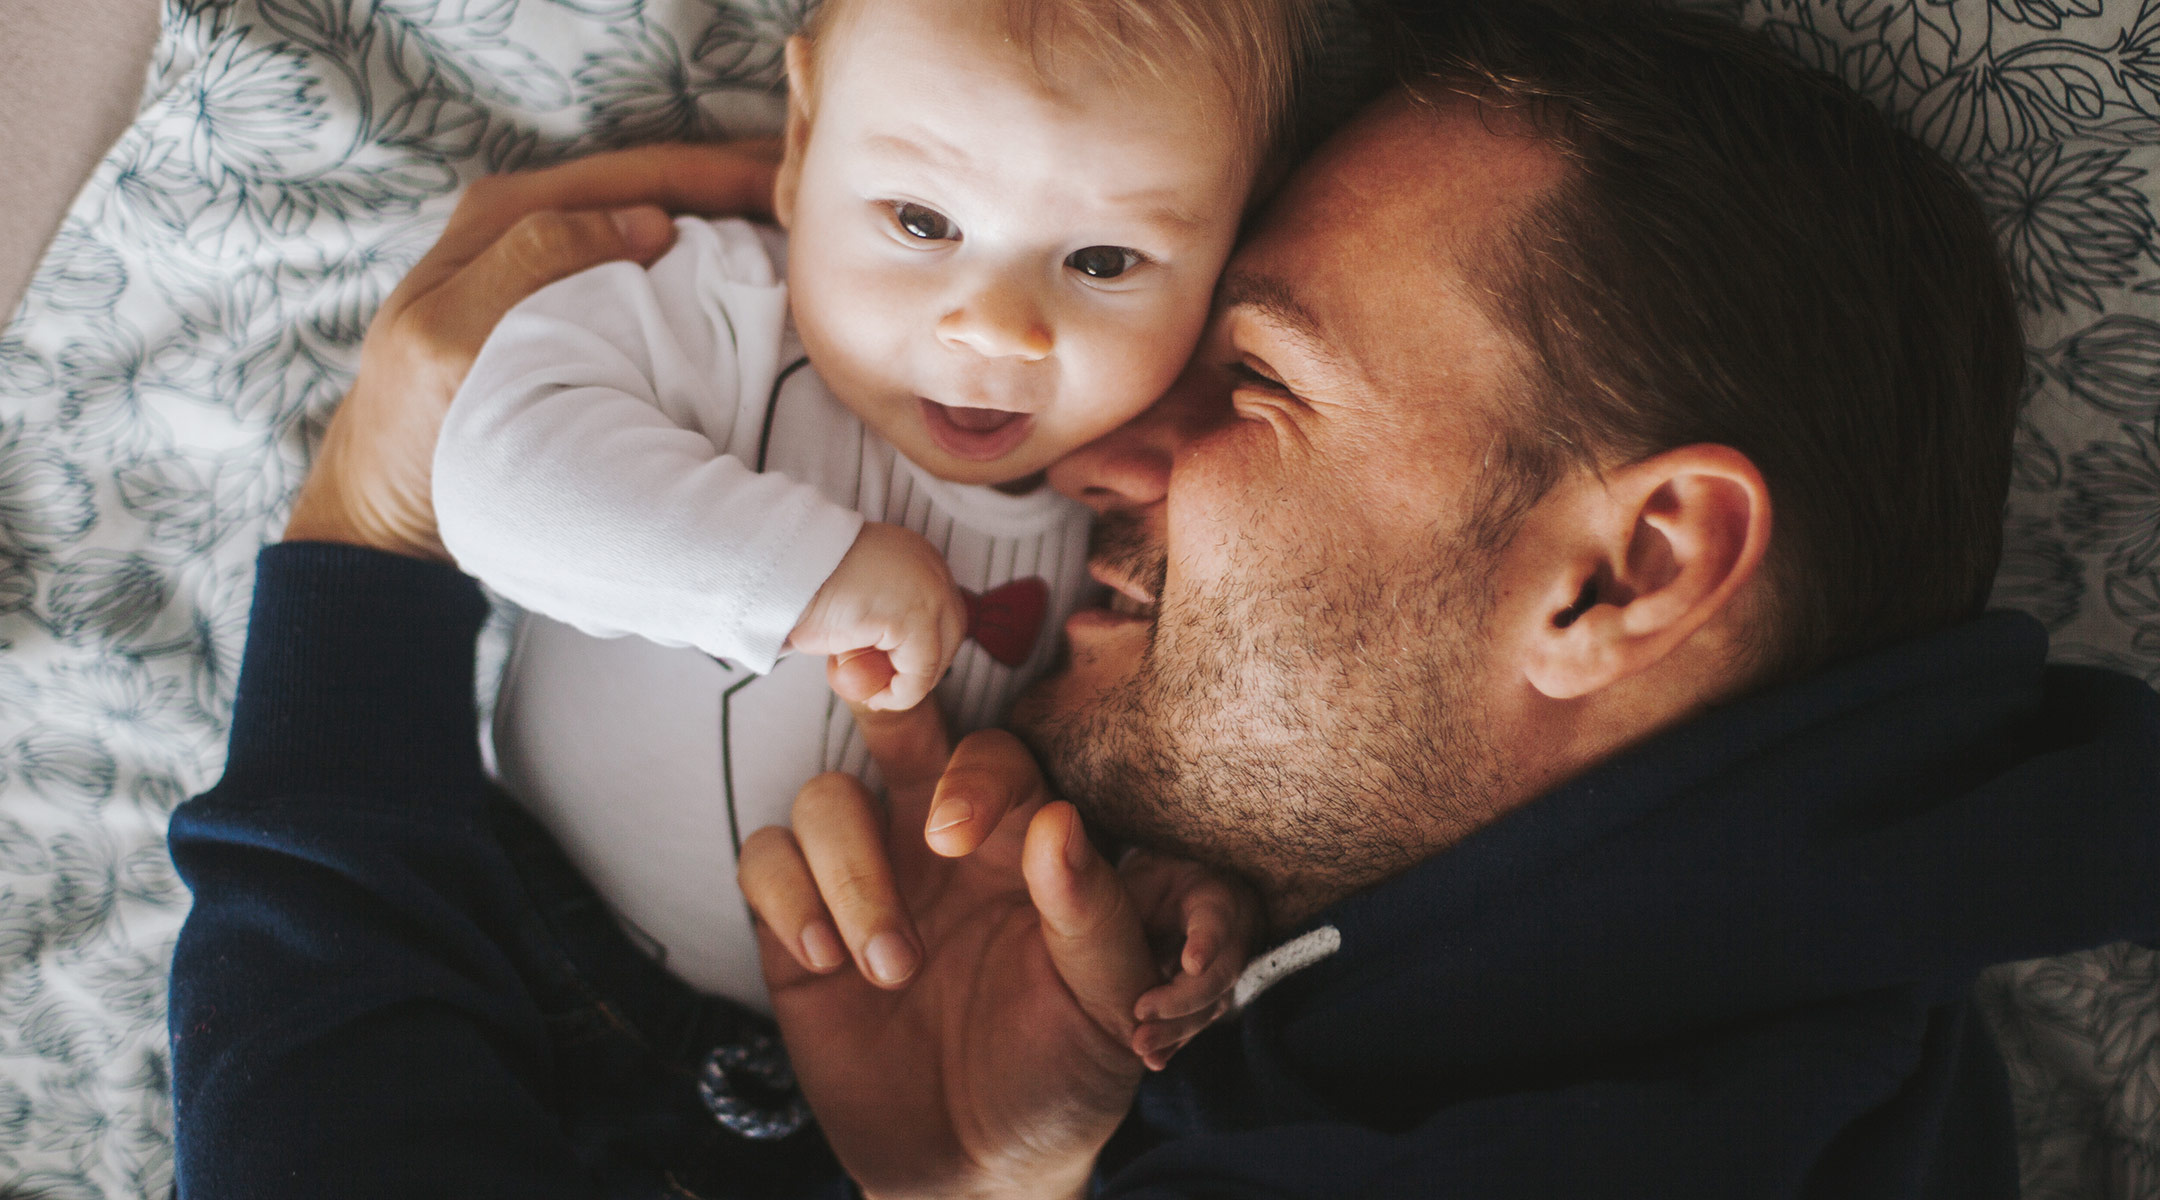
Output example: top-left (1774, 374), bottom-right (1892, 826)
top-left (936, 283), bottom-right (1051, 361)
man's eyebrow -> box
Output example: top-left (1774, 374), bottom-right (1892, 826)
top-left (1217, 273), bottom-right (1340, 367)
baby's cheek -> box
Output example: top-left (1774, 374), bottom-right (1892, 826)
top-left (1051, 362), bottom-right (1172, 453)
top-left (1106, 298), bottom-right (1212, 390)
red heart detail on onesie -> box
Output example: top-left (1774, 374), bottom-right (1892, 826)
top-left (961, 578), bottom-right (1050, 668)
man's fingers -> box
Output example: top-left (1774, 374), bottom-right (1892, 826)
top-left (403, 206), bottom-right (675, 382)
top-left (793, 772), bottom-right (922, 988)
top-left (1022, 802), bottom-right (1158, 1044)
top-left (461, 206), bottom-right (674, 323)
top-left (421, 142), bottom-right (781, 284)
top-left (927, 729), bottom-right (1051, 858)
top-left (738, 825), bottom-right (848, 978)
top-left (849, 692), bottom-right (954, 803)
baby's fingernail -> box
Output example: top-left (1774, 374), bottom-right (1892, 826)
top-left (864, 931), bottom-right (917, 986)
top-left (800, 921), bottom-right (844, 972)
top-left (1185, 939), bottom-right (1217, 975)
top-left (926, 801), bottom-right (971, 835)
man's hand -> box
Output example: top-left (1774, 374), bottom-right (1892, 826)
top-left (738, 697), bottom-right (1253, 1200)
top-left (284, 140), bottom-right (784, 559)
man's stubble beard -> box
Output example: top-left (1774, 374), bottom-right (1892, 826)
top-left (1012, 512), bottom-right (1509, 929)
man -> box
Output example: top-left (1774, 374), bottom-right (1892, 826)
top-left (729, 4), bottom-right (2160, 1198)
top-left (167, 2), bottom-right (2159, 1198)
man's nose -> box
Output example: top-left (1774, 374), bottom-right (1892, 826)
top-left (1048, 364), bottom-right (1227, 515)
top-left (935, 273), bottom-right (1051, 361)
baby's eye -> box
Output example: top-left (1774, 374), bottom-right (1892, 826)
top-left (1066, 246), bottom-right (1143, 280)
top-left (894, 203), bottom-right (957, 242)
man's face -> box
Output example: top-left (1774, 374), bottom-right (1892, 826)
top-left (1012, 92), bottom-right (1568, 925)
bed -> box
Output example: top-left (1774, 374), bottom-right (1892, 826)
top-left (0, 0), bottom-right (2153, 1195)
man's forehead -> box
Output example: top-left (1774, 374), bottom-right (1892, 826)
top-left (1218, 92), bottom-right (1557, 398)
top-left (1263, 90), bottom-right (1565, 252)
top-left (1215, 273), bottom-right (1342, 366)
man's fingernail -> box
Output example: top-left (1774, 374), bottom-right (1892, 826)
top-left (800, 921), bottom-right (844, 971)
top-left (926, 801), bottom-right (971, 835)
top-left (1065, 809), bottom-right (1092, 870)
top-left (864, 931), bottom-right (916, 985)
top-left (610, 206), bottom-right (668, 252)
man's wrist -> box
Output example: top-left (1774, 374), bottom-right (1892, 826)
top-left (282, 436), bottom-right (450, 563)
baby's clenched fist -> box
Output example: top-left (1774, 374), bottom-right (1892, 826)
top-left (789, 522), bottom-right (966, 711)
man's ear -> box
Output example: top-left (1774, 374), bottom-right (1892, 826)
top-left (1521, 444), bottom-right (1772, 701)
top-left (773, 35), bottom-right (814, 229)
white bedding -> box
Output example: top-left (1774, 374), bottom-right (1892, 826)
top-left (0, 0), bottom-right (2152, 1195)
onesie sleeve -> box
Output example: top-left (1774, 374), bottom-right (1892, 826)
top-left (433, 216), bottom-right (863, 673)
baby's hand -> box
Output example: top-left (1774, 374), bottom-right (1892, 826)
top-left (790, 522), bottom-right (967, 711)
top-left (1122, 850), bottom-right (1263, 1071)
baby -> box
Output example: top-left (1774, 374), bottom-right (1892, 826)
top-left (434, 0), bottom-right (1317, 1010)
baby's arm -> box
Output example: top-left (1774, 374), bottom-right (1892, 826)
top-left (434, 220), bottom-right (864, 674)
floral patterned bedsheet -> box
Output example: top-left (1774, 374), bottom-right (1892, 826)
top-left (0, 0), bottom-right (2152, 1196)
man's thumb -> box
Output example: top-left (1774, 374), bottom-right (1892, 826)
top-left (1023, 802), bottom-right (1158, 1048)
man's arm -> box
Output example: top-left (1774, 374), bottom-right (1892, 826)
top-left (168, 143), bottom-right (784, 1196)
top-left (168, 545), bottom-right (602, 1198)
top-left (282, 140), bottom-right (780, 561)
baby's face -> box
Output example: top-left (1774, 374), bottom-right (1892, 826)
top-left (776, 0), bottom-right (1254, 487)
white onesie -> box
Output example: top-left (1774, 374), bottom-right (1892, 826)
top-left (436, 217), bottom-right (1094, 1011)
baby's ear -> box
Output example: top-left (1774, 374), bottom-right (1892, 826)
top-left (774, 36), bottom-right (815, 228)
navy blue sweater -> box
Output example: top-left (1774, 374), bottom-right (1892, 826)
top-left (170, 544), bottom-right (2160, 1198)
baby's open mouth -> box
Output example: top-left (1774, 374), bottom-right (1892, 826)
top-left (919, 398), bottom-right (1033, 462)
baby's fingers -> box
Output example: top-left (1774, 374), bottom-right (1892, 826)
top-left (1126, 859), bottom-right (1258, 1024)
top-left (1131, 1003), bottom-right (1228, 1072)
top-left (1132, 921), bottom-right (1239, 1025)
top-left (827, 649), bottom-right (896, 706)
top-left (866, 618), bottom-right (958, 712)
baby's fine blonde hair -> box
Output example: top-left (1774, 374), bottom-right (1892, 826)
top-left (798, 0), bottom-right (1327, 172)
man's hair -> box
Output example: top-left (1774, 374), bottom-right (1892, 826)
top-left (798, 0), bottom-right (1327, 172)
top-left (1393, 0), bottom-right (2025, 681)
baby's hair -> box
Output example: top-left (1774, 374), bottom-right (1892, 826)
top-left (797, 0), bottom-right (1326, 172)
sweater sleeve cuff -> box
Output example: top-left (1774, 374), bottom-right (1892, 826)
top-left (219, 542), bottom-right (492, 796)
